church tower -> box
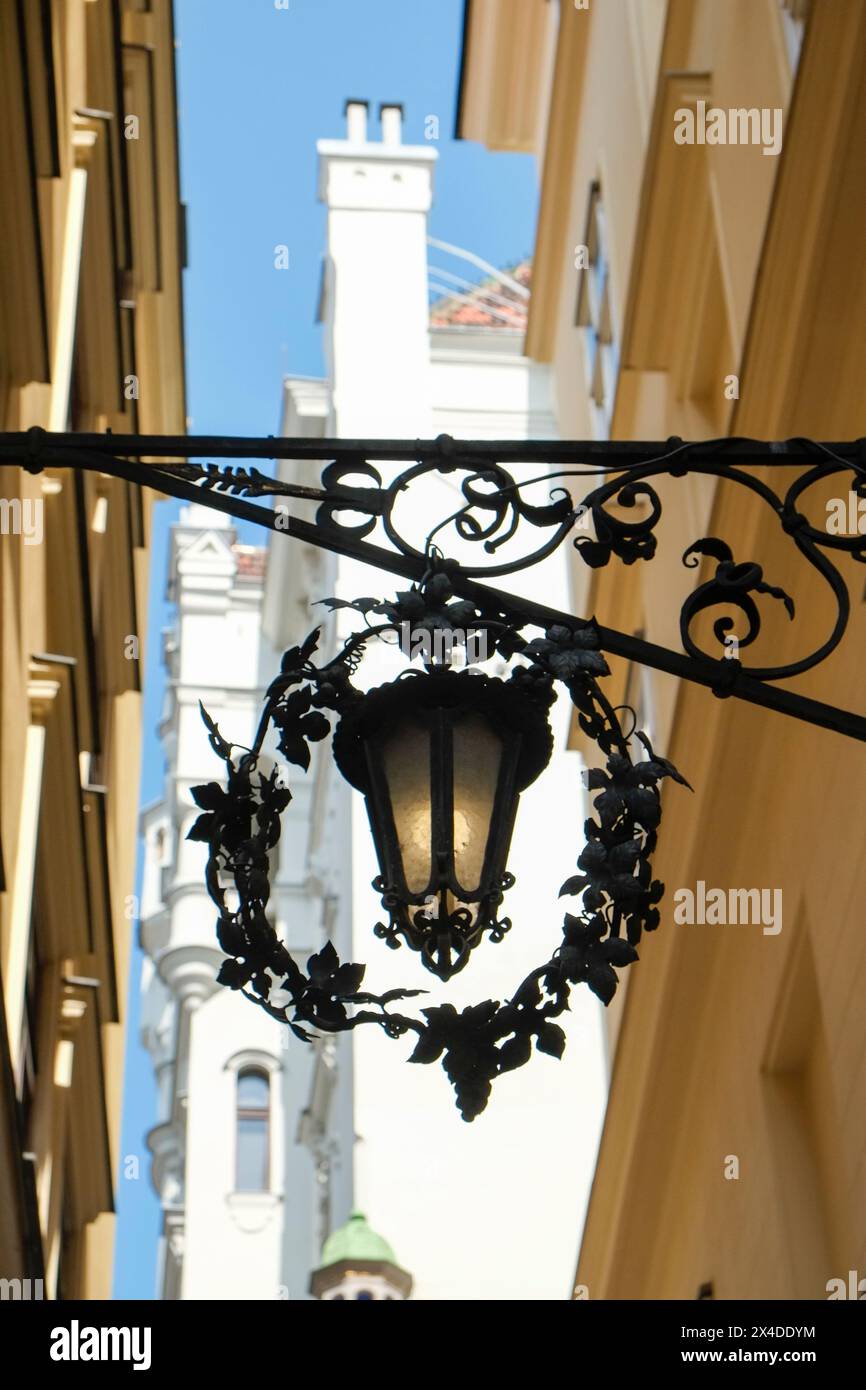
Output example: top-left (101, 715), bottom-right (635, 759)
top-left (310, 1212), bottom-right (413, 1301)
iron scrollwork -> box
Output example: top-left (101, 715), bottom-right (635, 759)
top-left (449, 436), bottom-right (866, 685)
top-left (167, 432), bottom-right (866, 696)
top-left (249, 433), bottom-right (866, 689)
top-left (13, 426), bottom-right (866, 717)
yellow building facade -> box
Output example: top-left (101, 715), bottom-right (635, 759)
top-left (459, 0), bottom-right (866, 1299)
top-left (0, 0), bottom-right (185, 1297)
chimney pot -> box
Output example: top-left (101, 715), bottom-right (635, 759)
top-left (344, 99), bottom-right (369, 143)
top-left (380, 103), bottom-right (404, 146)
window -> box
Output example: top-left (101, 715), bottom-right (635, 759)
top-left (235, 1068), bottom-right (270, 1192)
top-left (575, 180), bottom-right (618, 438)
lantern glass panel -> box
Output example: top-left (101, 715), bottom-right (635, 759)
top-left (381, 718), bottom-right (431, 893)
top-left (452, 713), bottom-right (503, 894)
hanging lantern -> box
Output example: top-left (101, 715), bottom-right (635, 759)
top-left (332, 668), bottom-right (554, 979)
top-left (194, 579), bottom-right (683, 1117)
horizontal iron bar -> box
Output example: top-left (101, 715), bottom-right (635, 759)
top-left (3, 427), bottom-right (865, 466)
top-left (6, 431), bottom-right (866, 744)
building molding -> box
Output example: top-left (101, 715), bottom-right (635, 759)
top-left (525, 5), bottom-right (592, 363)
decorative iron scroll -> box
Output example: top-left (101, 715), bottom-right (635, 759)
top-left (191, 564), bottom-right (689, 1121)
top-left (123, 432), bottom-right (866, 687)
top-left (11, 428), bottom-right (866, 736)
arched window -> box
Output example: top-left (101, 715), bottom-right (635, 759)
top-left (235, 1068), bottom-right (270, 1192)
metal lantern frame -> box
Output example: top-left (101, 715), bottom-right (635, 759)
top-left (8, 425), bottom-right (866, 1119)
top-left (332, 664), bottom-right (555, 981)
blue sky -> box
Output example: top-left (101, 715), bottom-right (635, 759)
top-left (113, 0), bottom-right (538, 1298)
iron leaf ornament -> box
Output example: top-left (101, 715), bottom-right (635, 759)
top-left (190, 567), bottom-right (689, 1120)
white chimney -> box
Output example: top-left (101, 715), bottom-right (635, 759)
top-left (317, 102), bottom-right (437, 438)
top-left (344, 99), bottom-right (369, 144)
top-left (380, 102), bottom-right (403, 146)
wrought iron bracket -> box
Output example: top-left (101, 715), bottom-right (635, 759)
top-left (6, 426), bottom-right (866, 743)
top-left (9, 426), bottom-right (866, 1116)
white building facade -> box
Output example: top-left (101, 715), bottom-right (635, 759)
top-left (140, 100), bottom-right (607, 1302)
top-left (139, 510), bottom-right (349, 1300)
top-left (267, 102), bottom-right (608, 1301)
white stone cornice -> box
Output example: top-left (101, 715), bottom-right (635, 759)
top-left (26, 672), bottom-right (62, 724)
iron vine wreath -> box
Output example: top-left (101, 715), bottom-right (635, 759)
top-left (189, 567), bottom-right (690, 1121)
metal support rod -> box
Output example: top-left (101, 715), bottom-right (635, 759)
top-left (4, 426), bottom-right (865, 464)
top-left (453, 578), bottom-right (866, 744)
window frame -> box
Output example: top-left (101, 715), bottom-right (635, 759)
top-left (575, 179), bottom-right (619, 438)
top-left (234, 1065), bottom-right (272, 1194)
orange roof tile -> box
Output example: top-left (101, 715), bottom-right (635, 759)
top-left (430, 260), bottom-right (531, 330)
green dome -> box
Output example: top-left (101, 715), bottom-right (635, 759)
top-left (320, 1211), bottom-right (399, 1269)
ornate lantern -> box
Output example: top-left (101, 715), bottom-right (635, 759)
top-left (332, 668), bottom-right (554, 979)
top-left (192, 562), bottom-right (684, 1119)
